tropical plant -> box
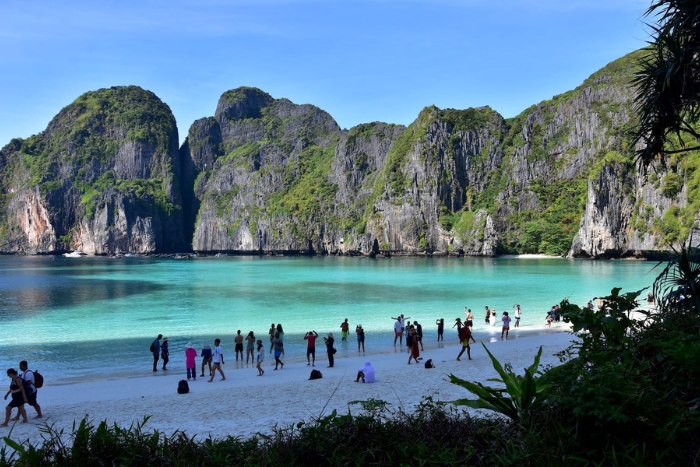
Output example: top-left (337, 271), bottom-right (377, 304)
top-left (634, 0), bottom-right (700, 167)
top-left (653, 244), bottom-right (700, 315)
top-left (448, 344), bottom-right (548, 424)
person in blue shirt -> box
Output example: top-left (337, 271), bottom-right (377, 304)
top-left (152, 334), bottom-right (162, 372)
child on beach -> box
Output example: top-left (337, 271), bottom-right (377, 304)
top-left (256, 340), bottom-right (265, 376)
top-left (501, 312), bottom-right (511, 339)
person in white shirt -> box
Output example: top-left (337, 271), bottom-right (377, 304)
top-left (514, 304), bottom-right (521, 328)
top-left (355, 361), bottom-right (375, 383)
top-left (255, 340), bottom-right (265, 376)
top-left (392, 318), bottom-right (403, 346)
top-left (208, 339), bottom-right (226, 382)
top-left (19, 361), bottom-right (41, 419)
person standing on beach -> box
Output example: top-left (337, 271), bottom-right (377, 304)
top-left (208, 339), bottom-right (226, 382)
top-left (324, 333), bottom-right (335, 368)
top-left (152, 334), bottom-right (162, 372)
top-left (501, 312), bottom-right (511, 339)
top-left (304, 330), bottom-right (318, 366)
top-left (256, 340), bottom-right (265, 376)
top-left (201, 345), bottom-right (212, 377)
top-left (414, 321), bottom-right (424, 351)
top-left (457, 325), bottom-right (476, 361)
top-left (484, 306), bottom-right (491, 324)
top-left (514, 305), bottom-right (521, 327)
top-left (18, 361), bottom-right (41, 419)
top-left (273, 333), bottom-right (284, 370)
top-left (269, 323), bottom-right (276, 354)
top-left (408, 327), bottom-right (420, 364)
top-left (356, 324), bottom-right (365, 352)
top-left (234, 330), bottom-right (244, 361)
top-left (1, 369), bottom-right (28, 427)
top-left (340, 319), bottom-right (349, 341)
top-left (393, 317), bottom-right (403, 346)
top-left (276, 324), bottom-right (285, 354)
top-left (246, 332), bottom-right (255, 364)
top-left (185, 343), bottom-right (197, 381)
top-left (453, 318), bottom-right (463, 339)
top-left (436, 318), bottom-right (444, 341)
top-left (161, 337), bottom-right (169, 370)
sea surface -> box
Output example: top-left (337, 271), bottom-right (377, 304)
top-left (0, 255), bottom-right (658, 384)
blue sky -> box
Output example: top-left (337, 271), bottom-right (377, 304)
top-left (0, 0), bottom-right (650, 146)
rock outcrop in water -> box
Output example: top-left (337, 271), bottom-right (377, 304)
top-left (1, 50), bottom-right (698, 257)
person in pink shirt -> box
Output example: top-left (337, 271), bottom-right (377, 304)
top-left (185, 342), bottom-right (197, 381)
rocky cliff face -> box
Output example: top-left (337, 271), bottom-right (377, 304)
top-left (0, 86), bottom-right (186, 254)
top-left (1, 50), bottom-right (697, 257)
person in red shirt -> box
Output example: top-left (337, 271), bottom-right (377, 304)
top-left (304, 331), bottom-right (319, 366)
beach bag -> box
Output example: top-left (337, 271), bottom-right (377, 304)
top-left (309, 369), bottom-right (323, 380)
top-left (424, 359), bottom-right (435, 369)
top-left (33, 371), bottom-right (44, 388)
top-left (21, 377), bottom-right (33, 394)
top-left (332, 348), bottom-right (337, 354)
top-left (177, 379), bottom-right (189, 394)
top-left (150, 341), bottom-right (155, 352)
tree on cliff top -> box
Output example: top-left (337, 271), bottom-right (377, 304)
top-left (634, 0), bottom-right (700, 168)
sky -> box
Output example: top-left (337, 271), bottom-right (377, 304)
top-left (0, 0), bottom-right (652, 146)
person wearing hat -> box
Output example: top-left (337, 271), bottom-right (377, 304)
top-left (161, 337), bottom-right (170, 371)
top-left (355, 324), bottom-right (365, 352)
top-left (185, 342), bottom-right (197, 380)
top-left (324, 333), bottom-right (335, 368)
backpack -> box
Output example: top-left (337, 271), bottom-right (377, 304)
top-left (150, 341), bottom-right (155, 352)
top-left (424, 359), bottom-right (435, 369)
top-left (21, 377), bottom-right (33, 394)
top-left (177, 379), bottom-right (189, 394)
top-left (33, 370), bottom-right (44, 388)
top-left (309, 369), bottom-right (323, 380)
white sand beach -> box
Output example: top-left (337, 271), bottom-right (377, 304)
top-left (2, 326), bottom-right (576, 446)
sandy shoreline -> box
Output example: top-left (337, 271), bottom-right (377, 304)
top-left (2, 326), bottom-right (576, 446)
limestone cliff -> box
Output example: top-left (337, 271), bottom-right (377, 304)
top-left (0, 86), bottom-right (185, 254)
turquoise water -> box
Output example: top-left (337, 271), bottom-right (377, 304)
top-left (0, 255), bottom-right (657, 384)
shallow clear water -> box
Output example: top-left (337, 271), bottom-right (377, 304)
top-left (0, 255), bottom-right (657, 384)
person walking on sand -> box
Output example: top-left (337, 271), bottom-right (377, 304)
top-left (246, 331), bottom-right (255, 364)
top-left (18, 361), bottom-right (42, 419)
top-left (273, 332), bottom-right (284, 370)
top-left (436, 318), bottom-right (444, 341)
top-left (152, 334), bottom-right (162, 372)
top-left (406, 324), bottom-right (414, 354)
top-left (513, 304), bottom-right (521, 328)
top-left (466, 309), bottom-right (474, 329)
top-left (208, 339), bottom-right (225, 382)
top-left (393, 317), bottom-right (403, 346)
top-left (304, 330), bottom-right (318, 366)
top-left (2, 369), bottom-right (28, 427)
top-left (269, 323), bottom-right (276, 354)
top-left (356, 324), bottom-right (365, 352)
top-left (276, 324), bottom-right (285, 353)
top-left (340, 319), bottom-right (349, 341)
top-left (256, 340), bottom-right (265, 376)
top-left (201, 344), bottom-right (213, 377)
top-left (324, 333), bottom-right (335, 368)
top-left (457, 325), bottom-right (476, 361)
top-left (501, 312), bottom-right (512, 339)
top-left (234, 330), bottom-right (244, 361)
top-left (161, 337), bottom-right (170, 370)
top-left (185, 342), bottom-right (197, 381)
top-left (414, 321), bottom-right (424, 351)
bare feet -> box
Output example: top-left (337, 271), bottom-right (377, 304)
top-left (456, 358), bottom-right (461, 361)
top-left (0, 423), bottom-right (8, 427)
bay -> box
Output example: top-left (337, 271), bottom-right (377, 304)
top-left (0, 255), bottom-right (657, 384)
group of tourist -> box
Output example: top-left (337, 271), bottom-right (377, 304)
top-left (2, 361), bottom-right (42, 427)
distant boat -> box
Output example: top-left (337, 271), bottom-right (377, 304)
top-left (63, 251), bottom-right (87, 258)
top-left (214, 253), bottom-right (227, 258)
top-left (123, 253), bottom-right (140, 258)
top-left (173, 254), bottom-right (189, 260)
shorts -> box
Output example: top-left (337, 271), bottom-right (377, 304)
top-left (274, 350), bottom-right (282, 358)
top-left (27, 391), bottom-right (37, 406)
top-left (466, 320), bottom-right (473, 327)
top-left (247, 344), bottom-right (254, 351)
top-left (235, 343), bottom-right (243, 352)
top-left (202, 357), bottom-right (212, 365)
top-left (307, 347), bottom-right (316, 357)
top-left (395, 332), bottom-right (402, 338)
top-left (342, 331), bottom-right (348, 338)
top-left (357, 335), bottom-right (365, 342)
top-left (437, 329), bottom-right (443, 335)
top-left (461, 339), bottom-right (470, 347)
top-left (515, 317), bottom-right (520, 322)
top-left (502, 326), bottom-right (510, 331)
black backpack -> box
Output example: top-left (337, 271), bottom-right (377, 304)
top-left (309, 369), bottom-right (323, 380)
top-left (177, 379), bottom-right (189, 394)
top-left (424, 359), bottom-right (435, 369)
